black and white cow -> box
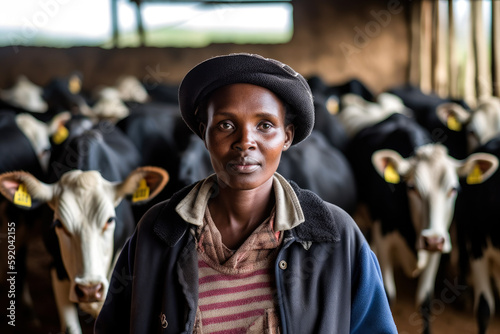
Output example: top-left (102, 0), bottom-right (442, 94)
top-left (86, 76), bottom-right (152, 123)
top-left (177, 133), bottom-right (214, 188)
top-left (454, 134), bottom-right (500, 334)
top-left (307, 76), bottom-right (374, 153)
top-left (277, 130), bottom-right (358, 214)
top-left (0, 118), bottom-right (168, 334)
top-left (388, 84), bottom-right (472, 159)
top-left (144, 81), bottom-right (180, 105)
top-left (0, 166), bottom-right (168, 334)
top-left (0, 76), bottom-right (48, 113)
top-left (115, 99), bottom-right (192, 201)
top-left (89, 87), bottom-right (130, 122)
top-left (457, 96), bottom-right (500, 154)
top-left (0, 110), bottom-right (71, 325)
top-left (391, 88), bottom-right (500, 332)
top-left (0, 111), bottom-right (50, 326)
top-left (42, 72), bottom-right (92, 116)
top-left (86, 76), bottom-right (198, 209)
top-left (0, 76), bottom-right (73, 127)
top-left (114, 75), bottom-right (150, 104)
top-left (338, 93), bottom-right (498, 334)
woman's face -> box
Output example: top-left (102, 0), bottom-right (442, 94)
top-left (201, 83), bottom-right (294, 190)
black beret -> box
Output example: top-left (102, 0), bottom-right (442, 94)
top-left (178, 53), bottom-right (315, 145)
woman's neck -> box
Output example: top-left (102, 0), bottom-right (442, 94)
top-left (208, 177), bottom-right (275, 249)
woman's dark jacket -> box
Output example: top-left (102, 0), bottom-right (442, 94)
top-left (95, 179), bottom-right (397, 333)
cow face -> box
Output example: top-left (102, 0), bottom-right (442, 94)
top-left (91, 87), bottom-right (130, 121)
top-left (0, 75), bottom-right (48, 113)
top-left (15, 112), bottom-right (71, 172)
top-left (115, 75), bottom-right (150, 103)
top-left (436, 97), bottom-right (500, 152)
top-left (372, 144), bottom-right (498, 271)
top-left (467, 97), bottom-right (500, 149)
top-left (0, 166), bottom-right (168, 316)
top-left (338, 93), bottom-right (410, 138)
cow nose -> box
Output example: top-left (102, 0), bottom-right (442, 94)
top-left (420, 235), bottom-right (445, 252)
top-left (75, 283), bottom-right (104, 302)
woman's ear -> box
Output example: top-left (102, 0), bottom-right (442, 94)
top-left (283, 124), bottom-right (295, 151)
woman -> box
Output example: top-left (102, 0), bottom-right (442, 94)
top-left (95, 53), bottom-right (397, 333)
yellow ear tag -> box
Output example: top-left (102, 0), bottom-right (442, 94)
top-left (447, 114), bottom-right (462, 132)
top-left (384, 163), bottom-right (400, 184)
top-left (53, 124), bottom-right (69, 145)
top-left (69, 76), bottom-right (81, 94)
top-left (13, 184), bottom-right (32, 208)
top-left (132, 179), bottom-right (150, 203)
top-left (326, 96), bottom-right (339, 115)
top-left (466, 164), bottom-right (483, 185)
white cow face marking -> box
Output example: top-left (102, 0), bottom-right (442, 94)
top-left (467, 97), bottom-right (500, 150)
top-left (115, 75), bottom-right (149, 103)
top-left (91, 87), bottom-right (129, 121)
top-left (403, 145), bottom-right (459, 253)
top-left (15, 112), bottom-right (71, 173)
top-left (52, 171), bottom-right (117, 309)
top-left (0, 76), bottom-right (48, 113)
top-left (338, 93), bottom-right (409, 138)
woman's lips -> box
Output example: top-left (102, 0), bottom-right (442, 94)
top-left (228, 157), bottom-right (260, 174)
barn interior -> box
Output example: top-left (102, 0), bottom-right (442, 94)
top-left (1, 0), bottom-right (500, 333)
top-left (0, 0), bottom-right (411, 93)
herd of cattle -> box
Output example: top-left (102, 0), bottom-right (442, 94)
top-left (0, 71), bottom-right (500, 334)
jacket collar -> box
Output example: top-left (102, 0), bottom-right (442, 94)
top-left (153, 176), bottom-right (340, 247)
top-left (174, 173), bottom-right (305, 231)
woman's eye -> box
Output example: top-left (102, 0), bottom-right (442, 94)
top-left (260, 122), bottom-right (273, 130)
top-left (219, 122), bottom-right (233, 130)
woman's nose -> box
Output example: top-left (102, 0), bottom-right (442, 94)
top-left (233, 127), bottom-right (256, 151)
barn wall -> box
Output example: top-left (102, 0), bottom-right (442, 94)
top-left (0, 0), bottom-right (410, 94)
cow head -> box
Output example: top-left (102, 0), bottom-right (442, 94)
top-left (436, 97), bottom-right (500, 152)
top-left (339, 92), bottom-right (410, 138)
top-left (0, 75), bottom-right (48, 113)
top-left (91, 87), bottom-right (130, 122)
top-left (15, 112), bottom-right (72, 172)
top-left (372, 144), bottom-right (498, 274)
top-left (0, 166), bottom-right (168, 316)
top-left (115, 75), bottom-right (150, 103)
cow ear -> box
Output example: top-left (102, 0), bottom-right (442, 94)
top-left (114, 166), bottom-right (169, 206)
top-left (456, 152), bottom-right (499, 185)
top-left (436, 102), bottom-right (470, 132)
top-left (0, 171), bottom-right (54, 210)
top-left (372, 149), bottom-right (410, 184)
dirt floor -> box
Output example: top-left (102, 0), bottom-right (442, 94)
top-left (2, 231), bottom-right (500, 334)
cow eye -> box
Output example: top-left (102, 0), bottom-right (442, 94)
top-left (407, 183), bottom-right (416, 191)
top-left (448, 186), bottom-right (459, 197)
top-left (52, 219), bottom-right (62, 228)
top-left (104, 217), bottom-right (116, 231)
top-left (53, 219), bottom-right (71, 236)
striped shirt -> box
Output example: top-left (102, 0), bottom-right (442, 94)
top-left (193, 207), bottom-right (281, 334)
